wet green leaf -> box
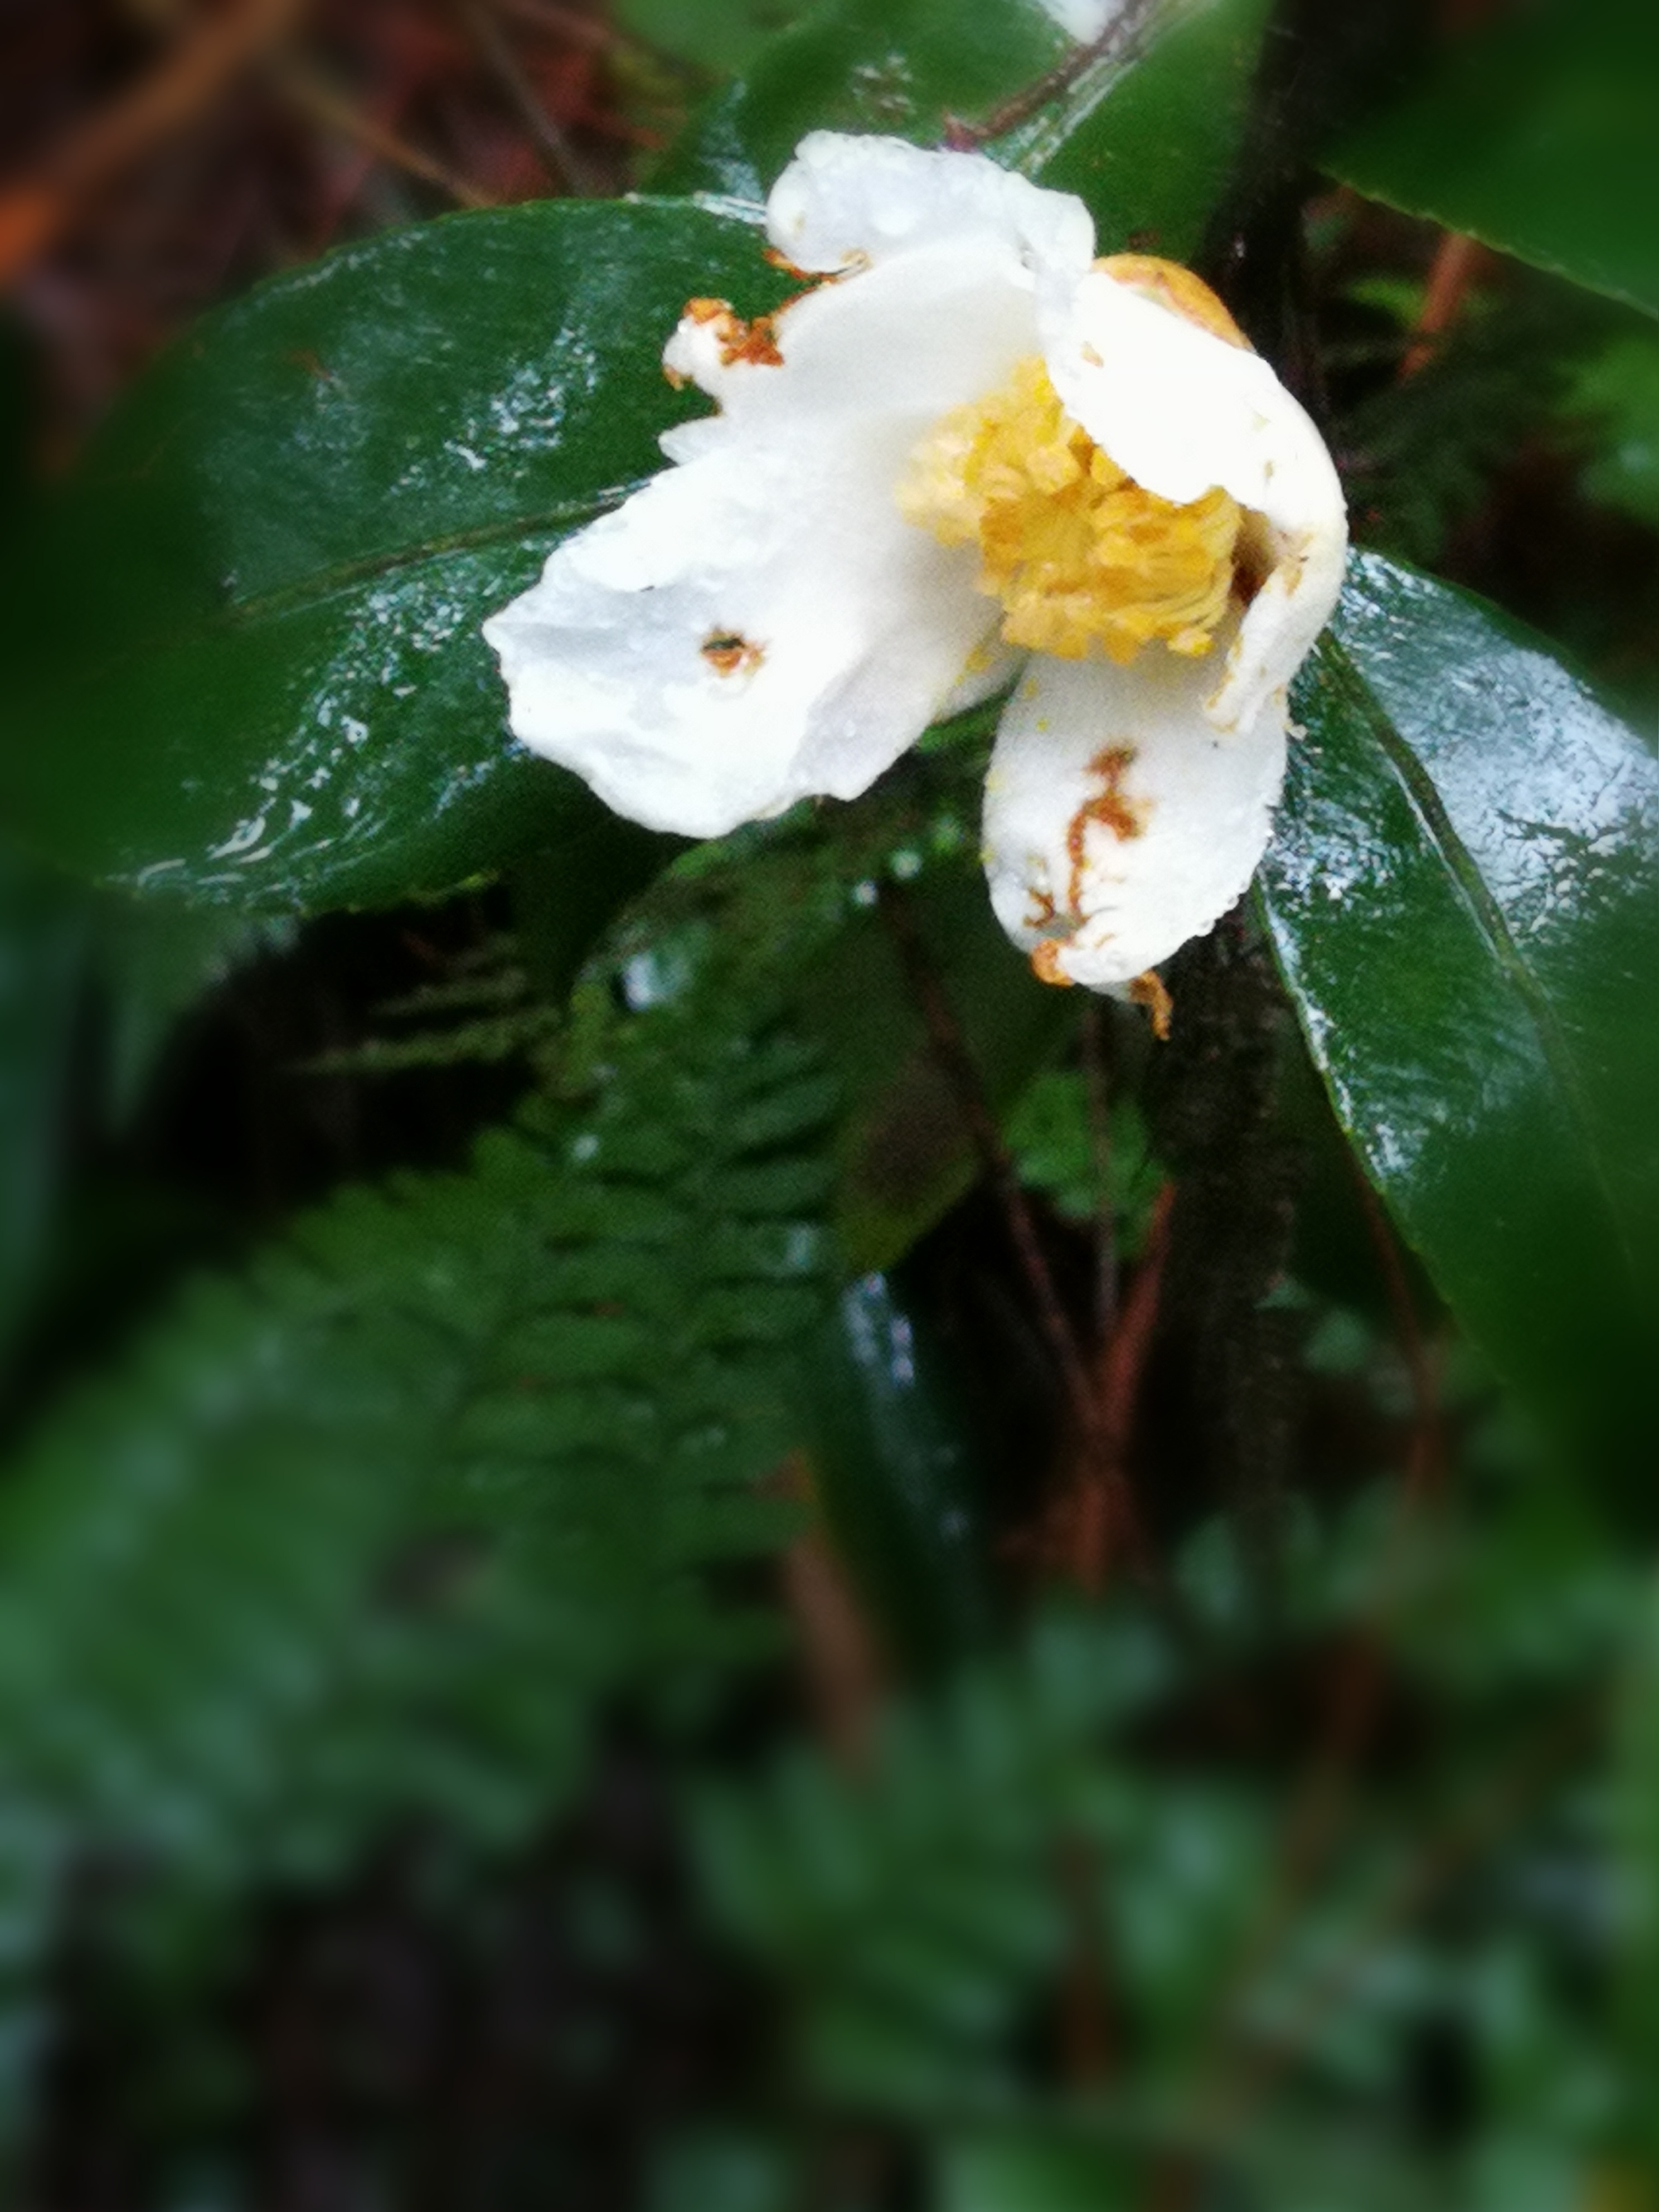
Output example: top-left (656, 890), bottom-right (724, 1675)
top-left (797, 1273), bottom-right (996, 1672)
top-left (1004, 0), bottom-right (1275, 261)
top-left (802, 871), bottom-right (1074, 1274)
top-left (0, 201), bottom-right (780, 915)
top-left (618, 0), bottom-right (812, 76)
top-left (650, 0), bottom-right (1069, 200)
top-left (1260, 551), bottom-right (1659, 1500)
top-left (653, 0), bottom-right (1273, 263)
top-left (1328, 0), bottom-right (1659, 321)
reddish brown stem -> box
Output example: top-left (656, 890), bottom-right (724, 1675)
top-left (939, 0), bottom-right (1166, 152)
top-left (1400, 231), bottom-right (1490, 380)
top-left (0, 0), bottom-right (306, 289)
top-left (1352, 1163), bottom-right (1442, 1501)
top-left (876, 880), bottom-right (1099, 1440)
top-left (1068, 1181), bottom-right (1172, 1593)
top-left (772, 1454), bottom-right (884, 1775)
top-left (452, 0), bottom-right (599, 195)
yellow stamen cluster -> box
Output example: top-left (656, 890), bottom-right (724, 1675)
top-left (898, 355), bottom-right (1241, 663)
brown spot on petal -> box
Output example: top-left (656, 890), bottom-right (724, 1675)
top-left (1128, 969), bottom-right (1173, 1040)
top-left (1066, 745), bottom-right (1148, 919)
top-left (701, 629), bottom-right (764, 677)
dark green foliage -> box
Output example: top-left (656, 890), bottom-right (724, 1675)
top-left (695, 1608), bottom-right (1173, 2111)
top-left (0, 200), bottom-right (783, 912)
top-left (0, 977), bottom-right (834, 2147)
top-left (1260, 551), bottom-right (1659, 1503)
top-left (1328, 0), bottom-right (1659, 322)
top-left (1337, 284), bottom-right (1608, 569)
top-left (1563, 331), bottom-right (1659, 530)
top-left (692, 1442), bottom-right (1637, 2202)
top-left (1006, 1072), bottom-right (1163, 1251)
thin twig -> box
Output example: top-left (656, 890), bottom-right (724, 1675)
top-left (1081, 999), bottom-right (1119, 1345)
top-left (1171, 1173), bottom-right (1445, 2149)
top-left (1058, 1833), bottom-right (1117, 2088)
top-left (876, 879), bottom-right (1099, 1440)
top-left (0, 0), bottom-right (306, 288)
top-left (1140, 1695), bottom-right (1597, 2211)
top-left (454, 0), bottom-right (600, 196)
top-left (493, 0), bottom-right (620, 50)
top-left (496, 0), bottom-right (704, 77)
top-left (1224, 1695), bottom-right (1598, 2118)
top-left (1352, 1163), bottom-right (1442, 1501)
top-left (939, 0), bottom-right (1167, 153)
top-left (772, 1454), bottom-right (885, 1775)
top-left (1400, 231), bottom-right (1490, 379)
top-left (1068, 1182), bottom-right (1171, 1592)
top-left (273, 58), bottom-right (495, 208)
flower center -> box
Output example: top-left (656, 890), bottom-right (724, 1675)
top-left (898, 355), bottom-right (1242, 663)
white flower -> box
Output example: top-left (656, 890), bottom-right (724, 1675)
top-left (483, 132), bottom-right (1346, 1017)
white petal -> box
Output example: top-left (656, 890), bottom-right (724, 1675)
top-left (484, 423), bottom-right (1001, 839)
top-left (664, 237), bottom-right (1048, 436)
top-left (766, 132), bottom-right (1093, 292)
top-left (1040, 269), bottom-right (1347, 741)
top-left (487, 140), bottom-right (1085, 840)
top-left (982, 639), bottom-right (1287, 992)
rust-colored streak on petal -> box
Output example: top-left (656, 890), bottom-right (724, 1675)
top-left (1024, 886), bottom-right (1059, 934)
top-left (1066, 745), bottom-right (1147, 918)
top-left (1094, 254), bottom-right (1253, 352)
top-left (680, 295), bottom-right (785, 368)
top-left (1031, 939), bottom-right (1076, 988)
top-left (1128, 970), bottom-right (1173, 1040)
top-left (724, 313), bottom-right (784, 367)
top-left (701, 629), bottom-right (764, 677)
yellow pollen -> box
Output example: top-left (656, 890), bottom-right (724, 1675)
top-left (898, 355), bottom-right (1242, 663)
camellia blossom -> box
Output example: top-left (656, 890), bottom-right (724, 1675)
top-left (483, 132), bottom-right (1347, 1022)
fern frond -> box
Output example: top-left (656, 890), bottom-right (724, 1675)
top-left (0, 992), bottom-right (834, 1955)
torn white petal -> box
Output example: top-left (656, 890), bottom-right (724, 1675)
top-left (982, 638), bottom-right (1288, 991)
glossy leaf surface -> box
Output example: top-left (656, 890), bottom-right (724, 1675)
top-left (0, 201), bottom-right (778, 913)
top-left (651, 0), bottom-right (1069, 200)
top-left (1260, 551), bottom-right (1659, 1495)
top-left (654, 0), bottom-right (1272, 263)
top-left (797, 1273), bottom-right (995, 1672)
top-left (802, 871), bottom-right (1074, 1274)
top-left (1003, 0), bottom-right (1275, 260)
top-left (617, 0), bottom-right (813, 74)
top-left (1328, 0), bottom-right (1659, 321)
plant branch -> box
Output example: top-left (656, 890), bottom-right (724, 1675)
top-left (939, 0), bottom-right (1167, 154)
top-left (453, 0), bottom-right (600, 196)
top-left (876, 879), bottom-right (1098, 1441)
